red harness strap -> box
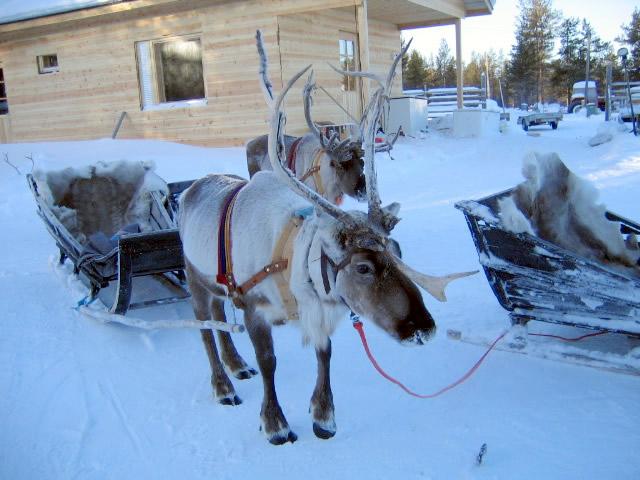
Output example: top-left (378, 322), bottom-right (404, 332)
top-left (287, 138), bottom-right (303, 174)
top-left (216, 182), bottom-right (247, 291)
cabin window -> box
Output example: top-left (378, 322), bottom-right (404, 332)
top-left (339, 38), bottom-right (357, 91)
top-left (136, 35), bottom-right (206, 110)
top-left (0, 67), bottom-right (7, 115)
top-left (37, 54), bottom-right (59, 74)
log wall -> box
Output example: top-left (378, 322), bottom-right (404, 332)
top-left (0, 0), bottom-right (400, 147)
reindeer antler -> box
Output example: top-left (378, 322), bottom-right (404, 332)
top-left (256, 30), bottom-right (357, 228)
top-left (329, 39), bottom-right (412, 229)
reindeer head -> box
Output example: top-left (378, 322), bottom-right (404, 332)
top-left (313, 208), bottom-right (435, 344)
top-left (302, 79), bottom-right (366, 202)
top-left (257, 31), bottom-right (475, 345)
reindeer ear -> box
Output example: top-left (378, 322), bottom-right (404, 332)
top-left (382, 202), bottom-right (401, 216)
top-left (380, 202), bottom-right (401, 233)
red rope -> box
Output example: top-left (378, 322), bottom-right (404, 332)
top-left (352, 320), bottom-right (507, 399)
top-left (528, 331), bottom-right (607, 342)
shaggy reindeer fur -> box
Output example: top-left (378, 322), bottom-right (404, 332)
top-left (33, 160), bottom-right (167, 242)
top-left (499, 152), bottom-right (640, 271)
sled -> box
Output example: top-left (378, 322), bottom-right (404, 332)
top-left (455, 190), bottom-right (640, 337)
top-left (28, 173), bottom-right (195, 315)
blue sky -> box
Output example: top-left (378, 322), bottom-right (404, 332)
top-left (403, 0), bottom-right (638, 61)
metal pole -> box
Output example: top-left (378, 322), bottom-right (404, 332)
top-left (605, 62), bottom-right (612, 121)
top-left (623, 57), bottom-right (638, 135)
top-left (585, 31), bottom-right (591, 118)
top-left (455, 18), bottom-right (463, 110)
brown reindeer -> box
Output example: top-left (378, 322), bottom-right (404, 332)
top-left (178, 34), bottom-right (472, 445)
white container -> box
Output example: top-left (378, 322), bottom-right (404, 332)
top-left (387, 97), bottom-right (428, 137)
top-left (452, 109), bottom-right (500, 138)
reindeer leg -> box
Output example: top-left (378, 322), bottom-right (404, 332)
top-left (186, 263), bottom-right (240, 406)
top-left (213, 301), bottom-right (257, 380)
top-left (310, 339), bottom-right (336, 439)
top-left (245, 311), bottom-right (297, 445)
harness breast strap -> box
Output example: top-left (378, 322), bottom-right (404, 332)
top-left (300, 149), bottom-right (325, 196)
top-left (217, 186), bottom-right (303, 319)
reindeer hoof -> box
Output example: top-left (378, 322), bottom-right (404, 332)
top-left (233, 367), bottom-right (258, 380)
top-left (218, 394), bottom-right (242, 406)
top-left (268, 430), bottom-right (298, 445)
top-left (313, 422), bottom-right (336, 440)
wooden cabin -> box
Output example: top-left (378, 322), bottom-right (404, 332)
top-left (0, 0), bottom-right (494, 146)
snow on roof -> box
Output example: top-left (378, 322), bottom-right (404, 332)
top-left (573, 81), bottom-right (597, 88)
top-left (0, 0), bottom-right (126, 25)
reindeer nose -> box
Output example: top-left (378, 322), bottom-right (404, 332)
top-left (416, 325), bottom-right (436, 344)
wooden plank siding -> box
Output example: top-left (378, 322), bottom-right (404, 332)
top-left (0, 0), bottom-right (400, 147)
top-left (277, 8), bottom-right (401, 131)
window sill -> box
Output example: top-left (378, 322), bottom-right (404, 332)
top-left (142, 98), bottom-right (208, 112)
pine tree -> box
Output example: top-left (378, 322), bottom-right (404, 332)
top-left (618, 7), bottom-right (640, 72)
top-left (508, 0), bottom-right (559, 105)
top-left (404, 50), bottom-right (427, 90)
top-left (435, 39), bottom-right (456, 87)
top-left (550, 17), bottom-right (581, 104)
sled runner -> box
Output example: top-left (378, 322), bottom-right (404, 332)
top-left (28, 170), bottom-right (194, 315)
top-left (456, 190), bottom-right (640, 337)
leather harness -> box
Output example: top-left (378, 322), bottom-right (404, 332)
top-left (216, 182), bottom-right (302, 320)
top-left (287, 137), bottom-right (325, 197)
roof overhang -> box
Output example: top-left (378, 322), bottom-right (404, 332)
top-left (367, 0), bottom-right (494, 29)
top-left (0, 0), bottom-right (495, 40)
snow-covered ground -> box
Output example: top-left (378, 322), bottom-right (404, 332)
top-left (1, 112), bottom-right (640, 479)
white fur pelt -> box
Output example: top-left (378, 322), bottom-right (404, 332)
top-left (178, 171), bottom-right (349, 349)
top-left (499, 152), bottom-right (640, 271)
top-left (34, 160), bottom-right (168, 240)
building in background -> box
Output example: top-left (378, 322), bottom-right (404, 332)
top-left (0, 0), bottom-right (494, 146)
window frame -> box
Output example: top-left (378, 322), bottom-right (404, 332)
top-left (135, 33), bottom-right (207, 111)
top-left (37, 54), bottom-right (59, 74)
top-left (338, 37), bottom-right (358, 92)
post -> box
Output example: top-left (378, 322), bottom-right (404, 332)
top-left (112, 111), bottom-right (127, 139)
top-left (585, 31), bottom-right (591, 117)
top-left (605, 62), bottom-right (612, 121)
top-left (455, 18), bottom-right (463, 110)
top-left (356, 0), bottom-right (370, 114)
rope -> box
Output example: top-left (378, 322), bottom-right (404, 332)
top-left (352, 318), bottom-right (507, 399)
top-left (528, 331), bottom-right (607, 342)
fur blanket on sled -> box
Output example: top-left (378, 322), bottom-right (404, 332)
top-left (497, 152), bottom-right (640, 272)
top-left (33, 160), bottom-right (168, 244)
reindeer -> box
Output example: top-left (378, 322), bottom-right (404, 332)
top-left (246, 34), bottom-right (398, 205)
top-left (178, 34), bottom-right (473, 445)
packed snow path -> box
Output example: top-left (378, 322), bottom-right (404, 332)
top-left (1, 113), bottom-right (639, 479)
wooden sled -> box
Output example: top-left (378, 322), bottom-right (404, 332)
top-left (28, 173), bottom-right (195, 315)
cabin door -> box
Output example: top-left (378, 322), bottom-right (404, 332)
top-left (338, 32), bottom-right (361, 125)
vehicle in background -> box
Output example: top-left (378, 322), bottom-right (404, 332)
top-left (568, 81), bottom-right (605, 114)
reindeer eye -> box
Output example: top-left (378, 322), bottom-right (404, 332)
top-left (356, 263), bottom-right (373, 275)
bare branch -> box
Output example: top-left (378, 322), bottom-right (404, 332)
top-left (3, 153), bottom-right (22, 175)
top-left (25, 153), bottom-right (35, 173)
